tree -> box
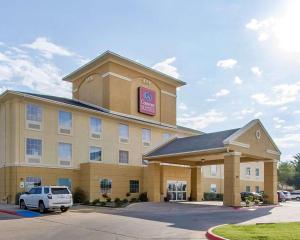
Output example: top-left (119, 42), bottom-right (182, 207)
top-left (278, 161), bottom-right (296, 188)
top-left (292, 153), bottom-right (300, 189)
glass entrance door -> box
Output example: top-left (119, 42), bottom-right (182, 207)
top-left (167, 181), bottom-right (187, 201)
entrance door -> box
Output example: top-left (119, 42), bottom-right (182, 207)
top-left (167, 181), bottom-right (187, 201)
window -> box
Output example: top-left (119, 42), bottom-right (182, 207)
top-left (255, 186), bottom-right (260, 193)
top-left (246, 186), bottom-right (251, 192)
top-left (119, 150), bottom-right (129, 164)
top-left (246, 167), bottom-right (251, 176)
top-left (119, 124), bottom-right (129, 143)
top-left (58, 143), bottom-right (72, 166)
top-left (100, 179), bottom-right (112, 194)
top-left (255, 168), bottom-right (260, 177)
top-left (210, 184), bottom-right (217, 193)
top-left (57, 178), bottom-right (72, 189)
top-left (26, 104), bottom-right (42, 130)
top-left (36, 187), bottom-right (42, 194)
top-left (58, 111), bottom-right (72, 134)
top-left (44, 187), bottom-right (50, 194)
top-left (129, 180), bottom-right (139, 193)
top-left (210, 165), bottom-right (217, 176)
top-left (25, 177), bottom-right (41, 191)
top-left (90, 117), bottom-right (102, 139)
top-left (142, 129), bottom-right (151, 146)
top-left (163, 133), bottom-right (172, 141)
top-left (89, 146), bottom-right (102, 161)
top-left (51, 188), bottom-right (70, 194)
top-left (26, 138), bottom-right (42, 163)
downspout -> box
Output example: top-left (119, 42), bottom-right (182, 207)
top-left (4, 103), bottom-right (7, 203)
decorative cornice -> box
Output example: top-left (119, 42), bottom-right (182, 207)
top-left (266, 149), bottom-right (281, 156)
top-left (229, 141), bottom-right (250, 149)
top-left (161, 90), bottom-right (176, 97)
top-left (102, 72), bottom-right (132, 82)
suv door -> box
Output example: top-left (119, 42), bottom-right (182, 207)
top-left (26, 188), bottom-right (37, 207)
top-left (33, 187), bottom-right (43, 207)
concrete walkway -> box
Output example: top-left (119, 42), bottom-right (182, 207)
top-left (0, 201), bottom-right (300, 239)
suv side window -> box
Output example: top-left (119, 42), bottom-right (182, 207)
top-left (36, 187), bottom-right (42, 194)
top-left (29, 188), bottom-right (36, 194)
top-left (44, 187), bottom-right (49, 194)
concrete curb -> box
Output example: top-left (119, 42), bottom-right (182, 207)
top-left (206, 224), bottom-right (229, 240)
top-left (0, 209), bottom-right (20, 216)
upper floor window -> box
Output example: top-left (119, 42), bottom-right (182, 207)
top-left (89, 146), bottom-right (102, 161)
top-left (255, 168), bottom-right (260, 177)
top-left (246, 167), bottom-right (251, 176)
top-left (57, 178), bottom-right (72, 190)
top-left (26, 138), bottom-right (42, 163)
top-left (26, 104), bottom-right (42, 130)
top-left (119, 124), bottom-right (129, 143)
top-left (210, 165), bottom-right (217, 176)
top-left (119, 150), bottom-right (129, 164)
top-left (90, 117), bottom-right (102, 139)
top-left (163, 133), bottom-right (172, 141)
top-left (58, 142), bottom-right (72, 166)
top-left (58, 111), bottom-right (72, 134)
top-left (142, 129), bottom-right (151, 146)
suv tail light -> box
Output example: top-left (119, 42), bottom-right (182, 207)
top-left (47, 194), bottom-right (52, 199)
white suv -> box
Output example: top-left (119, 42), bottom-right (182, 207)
top-left (291, 191), bottom-right (300, 201)
top-left (19, 186), bottom-right (73, 213)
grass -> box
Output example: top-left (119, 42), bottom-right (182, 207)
top-left (213, 222), bottom-right (300, 240)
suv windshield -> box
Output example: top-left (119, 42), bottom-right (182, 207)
top-left (51, 188), bottom-right (70, 195)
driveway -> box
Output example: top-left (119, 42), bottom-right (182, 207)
top-left (0, 201), bottom-right (300, 240)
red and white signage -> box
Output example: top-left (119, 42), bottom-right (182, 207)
top-left (138, 87), bottom-right (156, 116)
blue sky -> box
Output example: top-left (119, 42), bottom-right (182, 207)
top-left (0, 0), bottom-right (299, 161)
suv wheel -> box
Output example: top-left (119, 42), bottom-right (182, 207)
top-left (39, 201), bottom-right (46, 213)
top-left (60, 207), bottom-right (69, 212)
top-left (20, 200), bottom-right (27, 210)
top-left (296, 197), bottom-right (300, 201)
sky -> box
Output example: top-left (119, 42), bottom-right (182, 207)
top-left (0, 0), bottom-right (299, 161)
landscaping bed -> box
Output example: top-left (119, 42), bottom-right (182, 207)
top-left (212, 222), bottom-right (300, 240)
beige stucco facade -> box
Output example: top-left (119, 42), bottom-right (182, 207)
top-left (0, 51), bottom-right (279, 206)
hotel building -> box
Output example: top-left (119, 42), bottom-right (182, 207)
top-left (0, 51), bottom-right (280, 206)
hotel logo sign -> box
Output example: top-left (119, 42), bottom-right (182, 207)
top-left (138, 87), bottom-right (156, 116)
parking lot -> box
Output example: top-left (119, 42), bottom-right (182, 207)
top-left (1, 201), bottom-right (300, 240)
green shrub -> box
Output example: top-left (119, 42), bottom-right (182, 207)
top-left (83, 200), bottom-right (90, 205)
top-left (114, 198), bottom-right (121, 203)
top-left (100, 202), bottom-right (106, 207)
top-left (92, 198), bottom-right (100, 205)
top-left (106, 197), bottom-right (111, 203)
top-left (15, 192), bottom-right (25, 205)
top-left (73, 187), bottom-right (87, 203)
top-left (122, 198), bottom-right (128, 204)
top-left (203, 192), bottom-right (223, 201)
top-left (139, 192), bottom-right (148, 202)
top-left (130, 198), bottom-right (138, 203)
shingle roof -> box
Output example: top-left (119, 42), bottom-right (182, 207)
top-left (146, 128), bottom-right (240, 157)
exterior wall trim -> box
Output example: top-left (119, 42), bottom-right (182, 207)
top-left (102, 72), bottom-right (132, 82)
top-left (0, 163), bottom-right (79, 170)
top-left (266, 149), bottom-right (281, 156)
top-left (161, 90), bottom-right (176, 97)
top-left (145, 147), bottom-right (228, 160)
top-left (229, 141), bottom-right (250, 149)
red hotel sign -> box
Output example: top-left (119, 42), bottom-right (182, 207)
top-left (138, 87), bottom-right (156, 116)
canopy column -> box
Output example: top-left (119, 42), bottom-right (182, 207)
top-left (146, 161), bottom-right (161, 202)
top-left (223, 152), bottom-right (241, 207)
top-left (191, 166), bottom-right (203, 201)
top-left (264, 160), bottom-right (278, 204)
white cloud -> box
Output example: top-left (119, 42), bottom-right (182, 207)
top-left (0, 42), bottom-right (73, 97)
top-left (251, 66), bottom-right (262, 76)
top-left (216, 58), bottom-right (237, 69)
top-left (215, 89), bottom-right (230, 97)
top-left (274, 133), bottom-right (300, 149)
top-left (246, 18), bottom-right (275, 31)
top-left (241, 108), bottom-right (255, 115)
top-left (177, 110), bottom-right (227, 130)
top-left (205, 98), bottom-right (216, 102)
top-left (23, 37), bottom-right (74, 59)
top-left (254, 112), bottom-right (263, 118)
top-left (293, 110), bottom-right (300, 115)
top-left (252, 82), bottom-right (300, 106)
top-left (178, 102), bottom-right (188, 111)
top-left (282, 124), bottom-right (300, 133)
top-left (234, 76), bottom-right (243, 85)
top-left (258, 32), bottom-right (269, 41)
top-left (152, 57), bottom-right (179, 78)
top-left (273, 117), bottom-right (285, 128)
